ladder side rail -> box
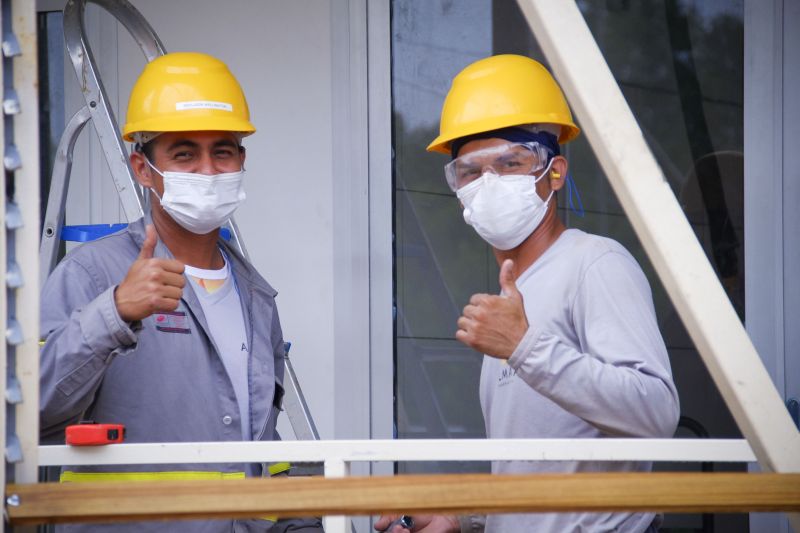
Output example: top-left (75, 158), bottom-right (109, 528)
top-left (71, 0), bottom-right (166, 61)
top-left (39, 106), bottom-right (92, 287)
top-left (62, 0), bottom-right (167, 222)
top-left (224, 217), bottom-right (250, 261)
top-left (283, 356), bottom-right (321, 441)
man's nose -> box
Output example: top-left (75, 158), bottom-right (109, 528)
top-left (481, 164), bottom-right (497, 175)
top-left (196, 152), bottom-right (217, 175)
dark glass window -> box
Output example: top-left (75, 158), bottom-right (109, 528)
top-left (392, 1), bottom-right (744, 529)
top-left (38, 10), bottom-right (65, 224)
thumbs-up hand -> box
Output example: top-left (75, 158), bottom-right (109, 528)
top-left (114, 224), bottom-right (186, 322)
top-left (456, 259), bottom-right (529, 358)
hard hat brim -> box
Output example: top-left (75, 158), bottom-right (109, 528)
top-left (123, 116), bottom-right (256, 143)
top-left (427, 118), bottom-right (580, 155)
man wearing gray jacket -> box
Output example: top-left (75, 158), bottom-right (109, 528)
top-left (40, 52), bottom-right (323, 532)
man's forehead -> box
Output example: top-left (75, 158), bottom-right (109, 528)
top-left (458, 137), bottom-right (512, 156)
top-left (155, 131), bottom-right (240, 150)
top-left (456, 141), bottom-right (531, 162)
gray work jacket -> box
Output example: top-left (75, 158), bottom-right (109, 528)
top-left (40, 218), bottom-right (322, 532)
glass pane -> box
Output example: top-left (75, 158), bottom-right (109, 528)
top-left (392, 0), bottom-right (745, 528)
top-left (38, 11), bottom-right (65, 224)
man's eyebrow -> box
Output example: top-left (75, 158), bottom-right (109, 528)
top-left (212, 139), bottom-right (239, 149)
top-left (496, 152), bottom-right (520, 162)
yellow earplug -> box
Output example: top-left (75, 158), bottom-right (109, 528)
top-left (551, 171), bottom-right (561, 178)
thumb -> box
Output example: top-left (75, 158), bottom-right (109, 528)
top-left (499, 259), bottom-right (520, 298)
top-left (139, 224), bottom-right (157, 259)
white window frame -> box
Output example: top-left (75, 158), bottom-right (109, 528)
top-left (745, 0), bottom-right (800, 531)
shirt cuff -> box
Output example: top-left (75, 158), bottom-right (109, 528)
top-left (79, 285), bottom-right (139, 357)
top-left (507, 324), bottom-right (544, 371)
top-left (458, 514), bottom-right (486, 533)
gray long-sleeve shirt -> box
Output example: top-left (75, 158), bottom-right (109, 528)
top-left (40, 218), bottom-right (323, 533)
top-left (477, 229), bottom-right (679, 533)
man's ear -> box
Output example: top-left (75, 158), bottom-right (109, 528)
top-left (130, 150), bottom-right (154, 188)
top-left (549, 156), bottom-right (568, 192)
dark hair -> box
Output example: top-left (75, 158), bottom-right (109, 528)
top-left (451, 127), bottom-right (560, 160)
top-left (135, 141), bottom-right (156, 162)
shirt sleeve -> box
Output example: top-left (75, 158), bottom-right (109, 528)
top-left (39, 257), bottom-right (140, 439)
top-left (507, 250), bottom-right (680, 437)
top-left (459, 514), bottom-right (486, 532)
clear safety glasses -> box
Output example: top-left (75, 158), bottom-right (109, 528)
top-left (444, 141), bottom-right (552, 192)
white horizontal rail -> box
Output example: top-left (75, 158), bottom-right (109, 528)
top-left (38, 439), bottom-right (756, 467)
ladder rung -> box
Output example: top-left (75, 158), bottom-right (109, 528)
top-left (60, 224), bottom-right (128, 243)
top-left (60, 224), bottom-right (232, 243)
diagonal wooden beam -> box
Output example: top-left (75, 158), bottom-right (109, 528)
top-left (516, 4), bottom-right (800, 527)
top-left (6, 473), bottom-right (800, 526)
top-left (514, 0), bottom-right (800, 474)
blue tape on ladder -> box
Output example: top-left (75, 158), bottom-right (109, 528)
top-left (61, 224), bottom-right (233, 242)
top-left (61, 224), bottom-right (128, 242)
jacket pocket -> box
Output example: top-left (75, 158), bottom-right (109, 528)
top-left (256, 382), bottom-right (284, 441)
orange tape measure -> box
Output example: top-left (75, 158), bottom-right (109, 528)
top-left (66, 421), bottom-right (126, 446)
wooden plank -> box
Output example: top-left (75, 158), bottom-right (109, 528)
top-left (515, 0), bottom-right (800, 474)
top-left (7, 473), bottom-right (800, 525)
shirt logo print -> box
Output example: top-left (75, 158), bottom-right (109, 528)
top-left (498, 365), bottom-right (517, 386)
top-left (154, 311), bottom-right (191, 334)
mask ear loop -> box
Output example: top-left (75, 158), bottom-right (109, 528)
top-left (566, 172), bottom-right (585, 217)
top-left (133, 143), bottom-right (155, 214)
top-left (139, 155), bottom-right (167, 209)
top-left (533, 157), bottom-right (555, 184)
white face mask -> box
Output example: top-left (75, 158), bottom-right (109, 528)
top-left (456, 159), bottom-right (554, 250)
top-left (146, 159), bottom-right (246, 235)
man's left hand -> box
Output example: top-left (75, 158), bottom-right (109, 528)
top-left (456, 259), bottom-right (529, 359)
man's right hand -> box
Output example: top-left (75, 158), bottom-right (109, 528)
top-left (374, 515), bottom-right (459, 533)
top-left (114, 224), bottom-right (185, 322)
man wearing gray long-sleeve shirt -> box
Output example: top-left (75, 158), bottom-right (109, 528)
top-left (376, 55), bottom-right (678, 533)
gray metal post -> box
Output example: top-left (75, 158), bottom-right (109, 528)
top-left (2, 1), bottom-right (41, 531)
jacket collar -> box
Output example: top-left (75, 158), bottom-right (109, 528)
top-left (127, 216), bottom-right (277, 298)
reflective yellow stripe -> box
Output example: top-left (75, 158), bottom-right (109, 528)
top-left (60, 470), bottom-right (245, 483)
top-left (60, 471), bottom-right (277, 522)
top-left (267, 462), bottom-right (291, 476)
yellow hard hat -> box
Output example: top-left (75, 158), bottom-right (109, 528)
top-left (427, 54), bottom-right (580, 154)
top-left (122, 52), bottom-right (255, 142)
